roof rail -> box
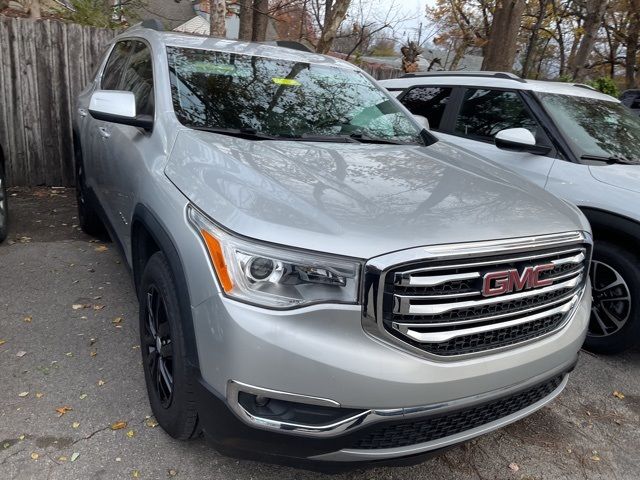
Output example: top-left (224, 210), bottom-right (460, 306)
top-left (572, 83), bottom-right (596, 91)
top-left (140, 19), bottom-right (164, 31)
top-left (401, 71), bottom-right (527, 83)
top-left (260, 40), bottom-right (312, 52)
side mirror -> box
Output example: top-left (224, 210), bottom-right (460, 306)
top-left (494, 128), bottom-right (551, 155)
top-left (413, 114), bottom-right (430, 130)
top-left (89, 90), bottom-right (153, 130)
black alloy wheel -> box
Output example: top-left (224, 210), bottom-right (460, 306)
top-left (584, 241), bottom-right (640, 354)
top-left (142, 285), bottom-right (175, 408)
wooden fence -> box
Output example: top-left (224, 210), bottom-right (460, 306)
top-left (0, 17), bottom-right (119, 186)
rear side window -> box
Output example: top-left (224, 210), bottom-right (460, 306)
top-left (101, 41), bottom-right (134, 90)
top-left (120, 41), bottom-right (155, 116)
top-left (455, 89), bottom-right (540, 140)
top-left (399, 87), bottom-right (452, 130)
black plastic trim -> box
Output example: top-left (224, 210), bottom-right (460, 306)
top-left (131, 204), bottom-right (200, 369)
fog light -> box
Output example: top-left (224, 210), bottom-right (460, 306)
top-left (255, 395), bottom-right (270, 407)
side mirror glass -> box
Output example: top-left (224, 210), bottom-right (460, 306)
top-left (89, 90), bottom-right (153, 130)
top-left (494, 128), bottom-right (550, 155)
top-left (413, 114), bottom-right (430, 130)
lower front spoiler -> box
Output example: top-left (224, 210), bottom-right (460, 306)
top-left (192, 357), bottom-right (577, 472)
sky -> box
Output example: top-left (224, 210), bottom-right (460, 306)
top-left (361, 0), bottom-right (437, 44)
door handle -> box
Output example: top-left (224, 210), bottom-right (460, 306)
top-left (98, 126), bottom-right (111, 139)
top-left (78, 108), bottom-right (88, 117)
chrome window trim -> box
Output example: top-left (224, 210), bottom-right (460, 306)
top-left (361, 231), bottom-right (592, 361)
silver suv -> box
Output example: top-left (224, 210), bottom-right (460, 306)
top-left (73, 26), bottom-right (592, 468)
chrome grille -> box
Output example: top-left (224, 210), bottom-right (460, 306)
top-left (362, 232), bottom-right (591, 358)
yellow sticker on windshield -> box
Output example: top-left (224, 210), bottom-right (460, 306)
top-left (272, 78), bottom-right (301, 86)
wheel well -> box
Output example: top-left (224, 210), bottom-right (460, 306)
top-left (132, 220), bottom-right (161, 293)
top-left (579, 207), bottom-right (640, 252)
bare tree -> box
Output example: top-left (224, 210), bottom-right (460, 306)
top-left (238, 0), bottom-right (254, 40)
top-left (210, 0), bottom-right (227, 37)
top-left (313, 0), bottom-right (352, 53)
top-left (252, 0), bottom-right (269, 41)
top-left (568, 0), bottom-right (606, 81)
top-left (481, 0), bottom-right (526, 71)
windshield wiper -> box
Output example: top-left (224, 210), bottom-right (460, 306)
top-left (187, 125), bottom-right (278, 141)
top-left (580, 154), bottom-right (637, 165)
top-left (280, 133), bottom-right (361, 143)
top-left (347, 133), bottom-right (410, 145)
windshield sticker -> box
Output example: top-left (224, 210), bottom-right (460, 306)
top-left (272, 78), bottom-right (301, 86)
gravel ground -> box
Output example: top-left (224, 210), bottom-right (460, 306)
top-left (1, 187), bottom-right (639, 480)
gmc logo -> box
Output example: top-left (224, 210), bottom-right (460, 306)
top-left (482, 264), bottom-right (555, 297)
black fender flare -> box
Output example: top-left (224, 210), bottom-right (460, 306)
top-left (131, 204), bottom-right (200, 369)
top-left (579, 207), bottom-right (640, 250)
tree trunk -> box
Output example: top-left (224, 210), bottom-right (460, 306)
top-left (238, 0), bottom-right (254, 41)
top-left (315, 0), bottom-right (352, 54)
top-left (626, 0), bottom-right (640, 88)
top-left (569, 0), bottom-right (606, 81)
top-left (0, 0), bottom-right (9, 10)
top-left (521, 0), bottom-right (548, 78)
top-left (210, 0), bottom-right (227, 38)
top-left (252, 0), bottom-right (269, 42)
top-left (29, 0), bottom-right (41, 19)
top-left (481, 0), bottom-right (526, 71)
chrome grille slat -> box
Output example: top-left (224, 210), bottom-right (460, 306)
top-left (362, 232), bottom-right (592, 359)
top-left (394, 276), bottom-right (582, 315)
top-left (393, 296), bottom-right (577, 343)
top-left (398, 247), bottom-right (585, 273)
top-left (390, 290), bottom-right (579, 328)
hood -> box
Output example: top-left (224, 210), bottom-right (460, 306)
top-left (589, 164), bottom-right (640, 194)
top-left (166, 130), bottom-right (589, 259)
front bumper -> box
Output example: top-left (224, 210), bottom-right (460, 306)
top-left (189, 281), bottom-right (589, 467)
top-left (194, 358), bottom-right (576, 470)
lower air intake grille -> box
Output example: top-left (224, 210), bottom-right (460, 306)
top-left (350, 374), bottom-right (564, 450)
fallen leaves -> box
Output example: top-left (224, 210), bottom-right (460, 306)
top-left (591, 450), bottom-right (601, 462)
top-left (70, 452), bottom-right (80, 462)
top-left (72, 304), bottom-right (87, 310)
top-left (94, 245), bottom-right (109, 252)
top-left (35, 392), bottom-right (44, 398)
top-left (79, 393), bottom-right (88, 400)
top-left (508, 462), bottom-right (519, 472)
top-left (23, 316), bottom-right (32, 323)
top-left (30, 452), bottom-right (39, 460)
top-left (56, 406), bottom-right (73, 417)
top-left (144, 418), bottom-right (158, 428)
top-left (131, 470), bottom-right (140, 478)
top-left (168, 469), bottom-right (177, 477)
top-left (126, 430), bottom-right (135, 438)
top-left (16, 351), bottom-right (27, 358)
top-left (97, 379), bottom-right (106, 387)
top-left (613, 390), bottom-right (625, 400)
top-left (110, 421), bottom-right (128, 431)
top-left (112, 317), bottom-right (123, 326)
top-left (72, 422), bottom-right (80, 429)
top-left (93, 305), bottom-right (105, 311)
top-left (0, 339), bottom-right (6, 346)
top-left (18, 392), bottom-right (29, 397)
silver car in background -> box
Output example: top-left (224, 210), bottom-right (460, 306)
top-left (73, 25), bottom-right (592, 469)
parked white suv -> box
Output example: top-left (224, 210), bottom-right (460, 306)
top-left (381, 72), bottom-right (640, 354)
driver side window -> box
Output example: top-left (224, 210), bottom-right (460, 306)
top-left (454, 89), bottom-right (548, 145)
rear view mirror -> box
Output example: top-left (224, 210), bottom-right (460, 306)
top-left (89, 90), bottom-right (153, 130)
top-left (495, 128), bottom-right (550, 155)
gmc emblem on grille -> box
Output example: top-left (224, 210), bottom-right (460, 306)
top-left (482, 264), bottom-right (555, 297)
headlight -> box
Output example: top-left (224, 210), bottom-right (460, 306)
top-left (187, 205), bottom-right (361, 309)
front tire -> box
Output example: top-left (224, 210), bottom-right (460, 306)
top-left (139, 251), bottom-right (200, 440)
top-left (584, 241), bottom-right (640, 354)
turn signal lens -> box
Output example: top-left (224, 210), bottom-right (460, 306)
top-left (200, 229), bottom-right (234, 293)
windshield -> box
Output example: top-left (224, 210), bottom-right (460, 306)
top-left (536, 92), bottom-right (640, 164)
top-left (166, 46), bottom-right (422, 144)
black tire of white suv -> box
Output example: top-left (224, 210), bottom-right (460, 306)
top-left (139, 251), bottom-right (200, 440)
top-left (585, 241), bottom-right (640, 354)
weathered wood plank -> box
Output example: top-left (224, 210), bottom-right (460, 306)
top-left (0, 17), bottom-right (120, 186)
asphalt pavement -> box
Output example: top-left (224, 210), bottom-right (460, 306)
top-left (1, 188), bottom-right (639, 480)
